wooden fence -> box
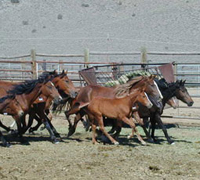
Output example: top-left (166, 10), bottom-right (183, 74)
top-left (0, 49), bottom-right (200, 120)
top-left (1, 49), bottom-right (200, 85)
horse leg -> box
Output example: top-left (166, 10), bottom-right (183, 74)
top-left (47, 118), bottom-right (61, 138)
top-left (0, 130), bottom-right (10, 147)
top-left (28, 114), bottom-right (42, 133)
top-left (67, 111), bottom-right (85, 137)
top-left (43, 119), bottom-right (59, 144)
top-left (96, 116), bottom-right (119, 145)
top-left (149, 115), bottom-right (156, 142)
top-left (112, 120), bottom-right (122, 139)
top-left (154, 113), bottom-right (174, 144)
top-left (35, 109), bottom-right (59, 143)
top-left (64, 104), bottom-right (81, 129)
top-left (81, 115), bottom-right (90, 131)
top-left (15, 116), bottom-right (30, 145)
top-left (91, 123), bottom-right (98, 144)
top-left (121, 117), bottom-right (146, 145)
top-left (0, 120), bottom-right (12, 132)
top-left (132, 112), bottom-right (154, 143)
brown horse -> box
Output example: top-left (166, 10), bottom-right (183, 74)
top-left (26, 70), bottom-right (78, 136)
top-left (86, 84), bottom-right (152, 145)
top-left (0, 78), bottom-right (62, 144)
top-left (66, 75), bottom-right (162, 143)
top-left (0, 95), bottom-right (24, 147)
top-left (0, 70), bottom-right (77, 143)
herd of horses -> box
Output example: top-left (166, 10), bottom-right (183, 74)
top-left (0, 69), bottom-right (194, 147)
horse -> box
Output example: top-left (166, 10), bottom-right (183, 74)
top-left (0, 70), bottom-right (77, 143)
top-left (65, 75), bottom-right (163, 141)
top-left (86, 83), bottom-right (153, 145)
top-left (148, 79), bottom-right (193, 144)
top-left (0, 95), bottom-right (24, 147)
top-left (26, 70), bottom-right (78, 135)
top-left (128, 79), bottom-right (194, 144)
top-left (0, 77), bottom-right (62, 144)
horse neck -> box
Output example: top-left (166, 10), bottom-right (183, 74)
top-left (124, 89), bottom-right (140, 106)
top-left (17, 83), bottom-right (43, 111)
top-left (129, 78), bottom-right (147, 93)
top-left (162, 84), bottom-right (176, 105)
top-left (0, 100), bottom-right (9, 113)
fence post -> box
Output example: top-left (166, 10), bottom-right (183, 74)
top-left (141, 47), bottom-right (147, 69)
top-left (31, 49), bottom-right (37, 79)
top-left (84, 48), bottom-right (89, 68)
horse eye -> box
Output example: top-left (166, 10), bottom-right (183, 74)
top-left (66, 80), bottom-right (69, 83)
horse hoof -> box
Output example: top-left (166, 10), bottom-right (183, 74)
top-left (127, 135), bottom-right (131, 139)
top-left (147, 139), bottom-right (154, 143)
top-left (53, 139), bottom-right (60, 144)
top-left (67, 128), bottom-right (75, 137)
top-left (141, 141), bottom-right (147, 146)
top-left (3, 142), bottom-right (11, 148)
top-left (21, 141), bottom-right (30, 145)
top-left (114, 141), bottom-right (119, 145)
top-left (170, 142), bottom-right (175, 145)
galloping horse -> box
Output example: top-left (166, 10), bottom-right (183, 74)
top-left (129, 78), bottom-right (194, 144)
top-left (147, 79), bottom-right (193, 144)
top-left (86, 83), bottom-right (153, 145)
top-left (0, 77), bottom-right (62, 144)
top-left (0, 95), bottom-right (24, 147)
top-left (27, 70), bottom-right (78, 136)
top-left (66, 75), bottom-right (162, 142)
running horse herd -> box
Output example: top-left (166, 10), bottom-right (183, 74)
top-left (0, 70), bottom-right (194, 147)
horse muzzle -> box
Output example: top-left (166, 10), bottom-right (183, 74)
top-left (18, 110), bottom-right (24, 117)
top-left (53, 96), bottom-right (63, 105)
top-left (187, 101), bottom-right (194, 107)
top-left (70, 91), bottom-right (78, 98)
top-left (147, 103), bottom-right (153, 109)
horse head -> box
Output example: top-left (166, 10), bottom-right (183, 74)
top-left (52, 70), bottom-right (78, 98)
top-left (40, 80), bottom-right (62, 105)
top-left (175, 80), bottom-right (194, 107)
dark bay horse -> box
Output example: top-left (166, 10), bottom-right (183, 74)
top-left (0, 70), bottom-right (77, 143)
top-left (0, 95), bottom-right (24, 147)
top-left (0, 78), bottom-right (62, 144)
top-left (131, 79), bottom-right (194, 144)
top-left (26, 70), bottom-right (78, 136)
top-left (86, 83), bottom-right (153, 145)
top-left (66, 75), bottom-right (163, 140)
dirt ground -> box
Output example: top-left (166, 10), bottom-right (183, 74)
top-left (0, 93), bottom-right (200, 180)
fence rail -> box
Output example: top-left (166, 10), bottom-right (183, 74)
top-left (0, 49), bottom-right (200, 120)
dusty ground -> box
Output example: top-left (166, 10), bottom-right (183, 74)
top-left (0, 97), bottom-right (200, 180)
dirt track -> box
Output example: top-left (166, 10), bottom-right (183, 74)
top-left (0, 111), bottom-right (200, 180)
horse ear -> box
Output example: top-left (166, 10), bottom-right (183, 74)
top-left (182, 80), bottom-right (186, 85)
top-left (53, 70), bottom-right (58, 75)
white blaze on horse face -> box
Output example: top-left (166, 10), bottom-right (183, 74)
top-left (154, 80), bottom-right (163, 99)
top-left (144, 92), bottom-right (153, 107)
top-left (172, 97), bottom-right (178, 108)
top-left (50, 81), bottom-right (55, 86)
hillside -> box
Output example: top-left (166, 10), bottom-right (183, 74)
top-left (0, 0), bottom-right (200, 63)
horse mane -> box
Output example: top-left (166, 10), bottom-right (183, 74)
top-left (114, 76), bottom-right (144, 98)
top-left (39, 70), bottom-right (59, 81)
top-left (0, 95), bottom-right (15, 103)
top-left (8, 76), bottom-right (48, 96)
